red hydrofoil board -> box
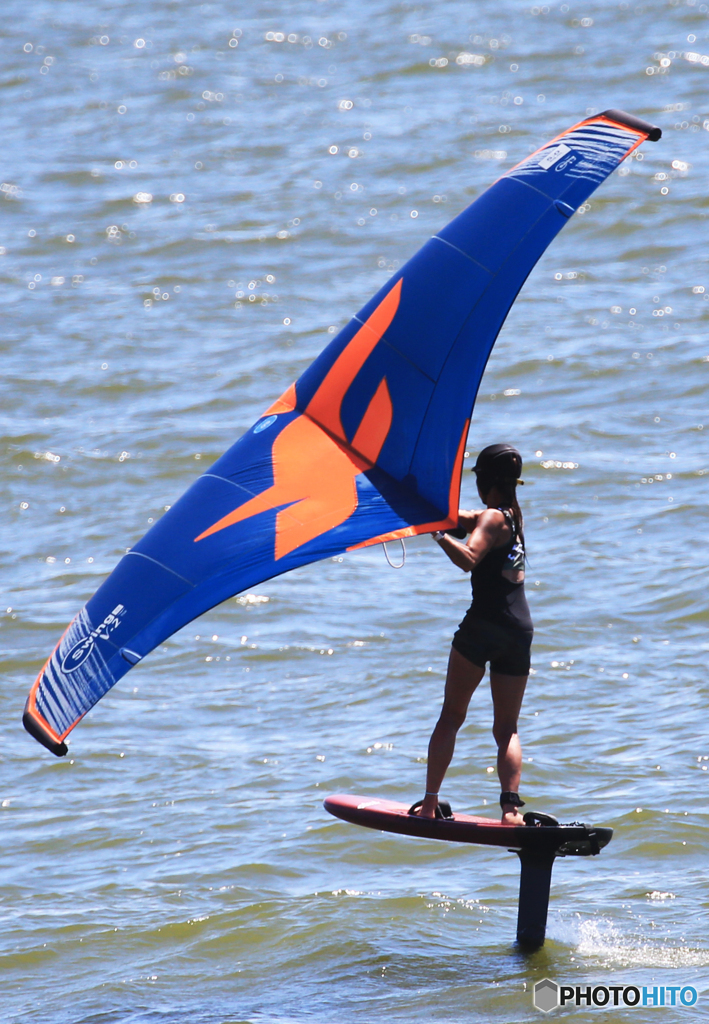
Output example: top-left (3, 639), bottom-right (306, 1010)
top-left (324, 794), bottom-right (612, 858)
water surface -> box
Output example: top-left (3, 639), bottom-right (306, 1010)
top-left (2, 1), bottom-right (708, 1021)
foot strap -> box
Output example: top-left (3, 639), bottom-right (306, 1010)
top-left (408, 799), bottom-right (454, 819)
top-left (500, 791), bottom-right (525, 809)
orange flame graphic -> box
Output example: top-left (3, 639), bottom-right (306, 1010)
top-left (195, 280), bottom-right (402, 558)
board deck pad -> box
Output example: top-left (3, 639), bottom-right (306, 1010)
top-left (324, 794), bottom-right (612, 857)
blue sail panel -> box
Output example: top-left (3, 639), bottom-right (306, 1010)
top-left (411, 203), bottom-right (571, 512)
top-left (352, 238), bottom-right (493, 381)
top-left (24, 110), bottom-right (661, 756)
top-left (437, 178), bottom-right (553, 273)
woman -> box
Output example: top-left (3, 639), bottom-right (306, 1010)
top-left (413, 443), bottom-right (532, 825)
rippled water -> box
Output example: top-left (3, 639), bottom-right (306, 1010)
top-left (2, 1), bottom-right (709, 1021)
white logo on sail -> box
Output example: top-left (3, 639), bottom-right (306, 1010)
top-left (535, 143), bottom-right (572, 169)
top-left (61, 605), bottom-right (126, 673)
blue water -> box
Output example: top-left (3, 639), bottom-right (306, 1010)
top-left (2, 1), bottom-right (709, 1021)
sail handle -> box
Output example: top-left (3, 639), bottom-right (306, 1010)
top-left (382, 539), bottom-right (406, 569)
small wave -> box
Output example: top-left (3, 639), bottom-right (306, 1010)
top-left (549, 915), bottom-right (709, 968)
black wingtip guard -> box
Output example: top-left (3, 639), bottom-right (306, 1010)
top-left (597, 108), bottom-right (662, 141)
top-left (23, 705), bottom-right (68, 757)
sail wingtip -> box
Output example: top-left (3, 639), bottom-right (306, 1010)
top-left (596, 108), bottom-right (662, 142)
top-left (22, 705), bottom-right (68, 757)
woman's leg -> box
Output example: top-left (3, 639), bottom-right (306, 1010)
top-left (417, 646), bottom-right (485, 818)
top-left (490, 671), bottom-right (528, 824)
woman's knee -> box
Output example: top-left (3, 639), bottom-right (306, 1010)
top-left (492, 721), bottom-right (517, 747)
top-left (439, 707), bottom-right (467, 732)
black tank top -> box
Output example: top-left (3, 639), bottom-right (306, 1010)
top-left (469, 509), bottom-right (533, 632)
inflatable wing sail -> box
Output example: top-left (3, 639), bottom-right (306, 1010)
top-left (25, 109), bottom-right (660, 755)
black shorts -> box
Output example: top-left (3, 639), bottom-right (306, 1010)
top-left (452, 612), bottom-right (532, 676)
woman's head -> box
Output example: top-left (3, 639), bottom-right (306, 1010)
top-left (473, 444), bottom-right (524, 538)
top-left (473, 443), bottom-right (523, 498)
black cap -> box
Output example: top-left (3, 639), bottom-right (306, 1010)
top-left (473, 443), bottom-right (523, 481)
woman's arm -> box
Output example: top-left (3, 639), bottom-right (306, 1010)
top-left (456, 508), bottom-right (484, 534)
top-left (434, 509), bottom-right (508, 572)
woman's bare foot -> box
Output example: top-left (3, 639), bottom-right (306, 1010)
top-left (501, 806), bottom-right (524, 825)
top-left (407, 794), bottom-right (440, 819)
top-left (415, 794), bottom-right (439, 818)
